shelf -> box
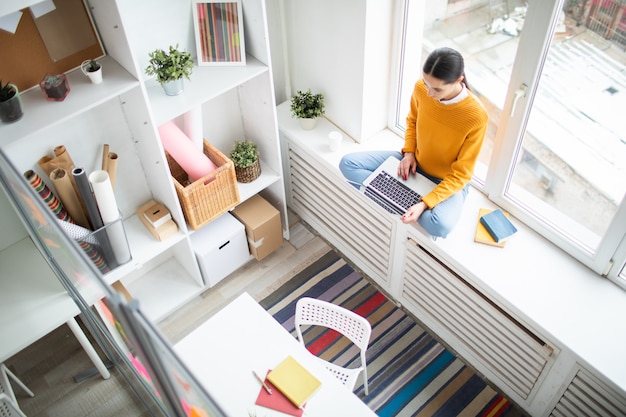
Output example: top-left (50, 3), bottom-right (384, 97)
top-left (103, 214), bottom-right (186, 286)
top-left (146, 55), bottom-right (268, 125)
top-left (123, 256), bottom-right (204, 323)
top-left (0, 238), bottom-right (80, 362)
top-left (236, 160), bottom-right (282, 203)
top-left (0, 56), bottom-right (139, 147)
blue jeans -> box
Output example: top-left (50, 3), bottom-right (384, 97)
top-left (339, 151), bottom-right (468, 238)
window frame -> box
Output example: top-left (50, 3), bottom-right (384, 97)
top-left (390, 0), bottom-right (626, 290)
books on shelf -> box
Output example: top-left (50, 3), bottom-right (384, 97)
top-left (266, 355), bottom-right (321, 408)
top-left (478, 208), bottom-right (517, 244)
top-left (255, 370), bottom-right (304, 417)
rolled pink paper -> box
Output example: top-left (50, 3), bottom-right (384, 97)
top-left (158, 121), bottom-right (217, 181)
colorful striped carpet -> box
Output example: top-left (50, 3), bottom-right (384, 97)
top-left (260, 250), bottom-right (527, 417)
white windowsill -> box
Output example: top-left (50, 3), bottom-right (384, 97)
top-left (277, 102), bottom-right (626, 394)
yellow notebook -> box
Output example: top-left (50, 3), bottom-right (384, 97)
top-left (266, 355), bottom-right (322, 408)
top-left (474, 208), bottom-right (507, 248)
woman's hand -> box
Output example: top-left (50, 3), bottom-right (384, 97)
top-left (398, 152), bottom-right (417, 180)
top-left (401, 201), bottom-right (427, 224)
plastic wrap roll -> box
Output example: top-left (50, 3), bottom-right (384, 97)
top-left (158, 121), bottom-right (217, 181)
top-left (89, 170), bottom-right (131, 265)
top-left (50, 168), bottom-right (90, 228)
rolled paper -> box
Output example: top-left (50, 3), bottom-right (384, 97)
top-left (73, 167), bottom-right (103, 230)
top-left (73, 167), bottom-right (119, 270)
top-left (158, 121), bottom-right (217, 181)
top-left (37, 155), bottom-right (53, 174)
top-left (24, 169), bottom-right (74, 223)
top-left (38, 145), bottom-right (76, 177)
top-left (183, 106), bottom-right (204, 151)
top-left (38, 146), bottom-right (84, 217)
top-left (50, 168), bottom-right (90, 229)
top-left (55, 218), bottom-right (98, 244)
top-left (89, 170), bottom-right (131, 265)
top-left (55, 219), bottom-right (110, 273)
top-left (102, 144), bottom-right (110, 171)
top-left (106, 152), bottom-right (118, 189)
top-left (53, 145), bottom-right (67, 157)
top-left (79, 240), bottom-right (111, 273)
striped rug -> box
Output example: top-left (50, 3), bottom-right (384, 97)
top-left (260, 250), bottom-right (527, 417)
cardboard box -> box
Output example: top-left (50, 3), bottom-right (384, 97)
top-left (190, 212), bottom-right (250, 287)
top-left (231, 194), bottom-right (283, 260)
top-left (137, 200), bottom-right (179, 241)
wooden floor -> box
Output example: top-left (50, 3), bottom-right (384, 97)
top-left (5, 212), bottom-right (328, 417)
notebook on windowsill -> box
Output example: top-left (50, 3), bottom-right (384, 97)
top-left (478, 208), bottom-right (518, 244)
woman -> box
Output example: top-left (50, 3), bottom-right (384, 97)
top-left (339, 47), bottom-right (488, 238)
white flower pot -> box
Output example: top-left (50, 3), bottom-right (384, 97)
top-left (81, 60), bottom-right (103, 84)
top-left (299, 118), bottom-right (317, 130)
top-left (163, 78), bottom-right (184, 96)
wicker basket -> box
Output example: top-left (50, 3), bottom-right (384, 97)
top-left (234, 159), bottom-right (261, 183)
top-left (166, 140), bottom-right (240, 230)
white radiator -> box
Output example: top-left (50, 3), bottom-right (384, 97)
top-left (551, 368), bottom-right (626, 417)
top-left (287, 143), bottom-right (395, 284)
top-left (401, 238), bottom-right (554, 400)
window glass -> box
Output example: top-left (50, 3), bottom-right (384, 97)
top-left (411, 0), bottom-right (528, 181)
top-left (507, 6), bottom-right (626, 252)
top-left (395, 0), bottom-right (626, 280)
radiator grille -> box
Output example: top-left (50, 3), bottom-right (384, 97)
top-left (551, 368), bottom-right (626, 417)
top-left (287, 144), bottom-right (394, 283)
top-left (401, 240), bottom-right (553, 400)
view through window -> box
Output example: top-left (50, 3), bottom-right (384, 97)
top-left (396, 0), bottom-right (626, 286)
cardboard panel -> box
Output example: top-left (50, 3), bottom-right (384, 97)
top-left (0, 0), bottom-right (104, 92)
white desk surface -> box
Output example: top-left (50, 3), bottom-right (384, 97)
top-left (174, 292), bottom-right (377, 417)
top-left (0, 237), bottom-right (80, 362)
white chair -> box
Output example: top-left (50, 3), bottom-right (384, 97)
top-left (0, 393), bottom-right (27, 417)
top-left (0, 363), bottom-right (33, 416)
top-left (294, 297), bottom-right (372, 395)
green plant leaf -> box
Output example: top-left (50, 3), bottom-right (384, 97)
top-left (145, 44), bottom-right (194, 85)
top-left (230, 140), bottom-right (259, 168)
top-left (290, 89), bottom-right (325, 119)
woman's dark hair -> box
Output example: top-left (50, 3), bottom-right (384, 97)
top-left (423, 47), bottom-right (470, 90)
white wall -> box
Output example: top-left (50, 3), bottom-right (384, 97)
top-left (268, 0), bottom-right (395, 143)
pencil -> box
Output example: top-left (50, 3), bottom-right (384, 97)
top-left (252, 370), bottom-right (272, 394)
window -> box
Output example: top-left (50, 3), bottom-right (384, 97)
top-left (392, 0), bottom-right (626, 289)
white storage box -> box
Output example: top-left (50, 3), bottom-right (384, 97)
top-left (190, 212), bottom-right (250, 287)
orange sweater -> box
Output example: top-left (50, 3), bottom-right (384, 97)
top-left (402, 79), bottom-right (488, 208)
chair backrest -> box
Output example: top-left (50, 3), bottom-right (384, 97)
top-left (0, 366), bottom-right (16, 403)
top-left (0, 393), bottom-right (27, 417)
top-left (294, 297), bottom-right (371, 351)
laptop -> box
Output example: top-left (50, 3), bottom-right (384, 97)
top-left (361, 156), bottom-right (437, 215)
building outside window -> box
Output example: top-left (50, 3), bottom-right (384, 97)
top-left (392, 0), bottom-right (626, 289)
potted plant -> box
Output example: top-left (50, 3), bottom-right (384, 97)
top-left (145, 44), bottom-right (193, 96)
top-left (40, 74), bottom-right (70, 101)
top-left (0, 80), bottom-right (24, 123)
top-left (290, 89), bottom-right (325, 130)
top-left (81, 59), bottom-right (103, 84)
top-left (230, 140), bottom-right (261, 183)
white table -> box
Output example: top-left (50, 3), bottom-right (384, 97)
top-left (174, 292), bottom-right (377, 417)
top-left (0, 238), bottom-right (110, 379)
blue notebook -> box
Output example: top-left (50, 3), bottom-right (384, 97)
top-left (479, 208), bottom-right (517, 243)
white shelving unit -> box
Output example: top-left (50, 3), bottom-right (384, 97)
top-left (0, 0), bottom-right (287, 323)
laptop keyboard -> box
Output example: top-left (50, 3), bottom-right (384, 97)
top-left (365, 171), bottom-right (422, 215)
